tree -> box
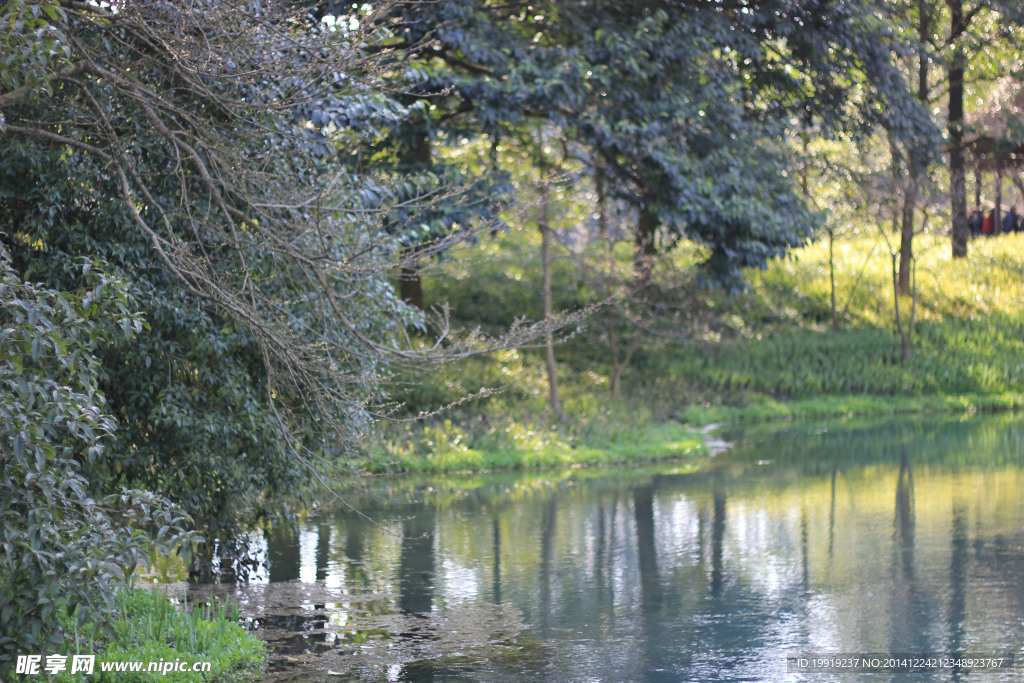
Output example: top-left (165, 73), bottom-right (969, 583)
top-left (360, 1), bottom-right (522, 309)
top-left (943, 0), bottom-right (1024, 257)
top-left (372, 0), bottom-right (936, 290)
top-left (1, 0), bottom-right (556, 576)
top-left (0, 0), bottom-right (429, 576)
top-left (891, 0), bottom-right (937, 295)
top-left (949, 0), bottom-right (971, 258)
top-left (534, 128), bottom-right (564, 421)
top-left (570, 0), bottom-right (940, 288)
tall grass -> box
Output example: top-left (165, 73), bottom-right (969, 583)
top-left (57, 588), bottom-right (265, 683)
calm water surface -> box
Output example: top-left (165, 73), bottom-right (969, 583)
top-left (181, 415), bottom-right (1024, 681)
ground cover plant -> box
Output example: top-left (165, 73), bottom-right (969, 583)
top-left (54, 588), bottom-right (266, 683)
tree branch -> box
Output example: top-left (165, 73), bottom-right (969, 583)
top-left (2, 124), bottom-right (112, 161)
top-left (0, 62), bottom-right (87, 109)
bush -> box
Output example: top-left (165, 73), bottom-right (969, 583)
top-left (0, 252), bottom-right (191, 674)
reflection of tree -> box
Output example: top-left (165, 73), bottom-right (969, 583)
top-left (895, 448), bottom-right (915, 580)
top-left (635, 486), bottom-right (667, 681)
top-left (949, 499), bottom-right (968, 678)
top-left (257, 416), bottom-right (1024, 681)
top-left (634, 487), bottom-right (661, 609)
top-left (267, 522), bottom-right (300, 583)
top-left (595, 493), bottom-right (618, 613)
top-left (400, 509), bottom-right (436, 615)
top-left (800, 503), bottom-right (810, 589)
top-left (316, 522), bottom-right (331, 584)
top-left (539, 495), bottom-right (559, 632)
top-left (345, 519), bottom-right (365, 564)
top-left (889, 448), bottom-right (929, 655)
top-left (828, 465), bottom-right (837, 562)
top-left (312, 520), bottom-right (332, 643)
top-left (263, 521), bottom-right (331, 653)
top-left (338, 514), bottom-right (374, 594)
top-left (711, 488), bottom-right (726, 598)
top-left (492, 516), bottom-right (502, 605)
top-left (595, 499), bottom-right (606, 588)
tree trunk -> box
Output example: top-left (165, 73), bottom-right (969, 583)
top-left (828, 227), bottom-right (837, 328)
top-left (540, 219), bottom-right (562, 420)
top-left (399, 257), bottom-right (424, 309)
top-left (538, 134), bottom-right (562, 421)
top-left (396, 117), bottom-right (432, 309)
top-left (892, 253), bottom-right (917, 363)
top-left (595, 153), bottom-right (609, 241)
top-left (634, 205), bottom-right (658, 288)
top-left (995, 160), bottom-right (1003, 233)
top-left (595, 153), bottom-right (637, 397)
top-left (974, 165), bottom-right (982, 208)
top-left (898, 172), bottom-right (917, 296)
top-left (899, 0), bottom-right (930, 295)
top-left (889, 137), bottom-right (903, 235)
top-left (608, 308), bottom-right (621, 397)
top-left (948, 0), bottom-right (969, 258)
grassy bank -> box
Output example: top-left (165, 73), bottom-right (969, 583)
top-left (55, 588), bottom-right (266, 682)
top-left (367, 231), bottom-right (1024, 474)
top-left (672, 232), bottom-right (1024, 399)
top-left (682, 392), bottom-right (1024, 426)
top-left (364, 413), bottom-right (706, 474)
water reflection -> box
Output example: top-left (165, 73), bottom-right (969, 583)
top-left (179, 415), bottom-right (1024, 681)
top-left (266, 523), bottom-right (300, 584)
top-left (399, 511), bottom-right (435, 615)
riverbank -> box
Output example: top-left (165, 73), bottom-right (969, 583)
top-left (361, 391), bottom-right (1024, 476)
top-left (682, 391), bottom-right (1024, 426)
top-left (363, 414), bottom-right (708, 475)
top-left (368, 231), bottom-right (1024, 476)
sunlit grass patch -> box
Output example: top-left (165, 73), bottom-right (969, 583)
top-left (674, 233), bottom-right (1024, 401)
top-left (365, 413), bottom-right (706, 475)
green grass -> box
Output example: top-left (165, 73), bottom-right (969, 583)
top-left (671, 232), bottom-right (1024, 400)
top-left (363, 413), bottom-right (706, 474)
top-left (56, 588), bottom-right (266, 683)
top-left (368, 230), bottom-right (1024, 473)
top-left (682, 392), bottom-right (1024, 426)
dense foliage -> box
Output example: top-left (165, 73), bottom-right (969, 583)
top-left (369, 0), bottom-right (937, 285)
top-left (1, 0), bottom-right (425, 576)
top-left (0, 251), bottom-right (190, 672)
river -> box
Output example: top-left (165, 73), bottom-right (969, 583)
top-left (177, 414), bottom-right (1024, 681)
